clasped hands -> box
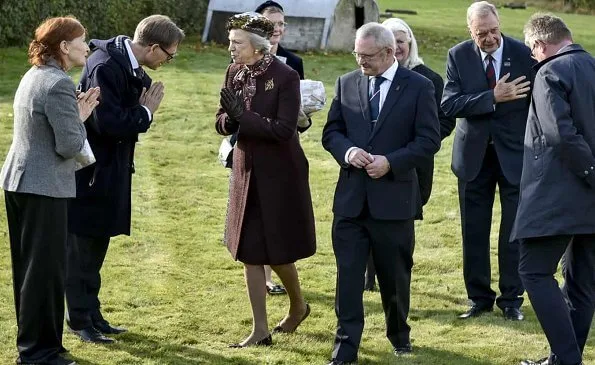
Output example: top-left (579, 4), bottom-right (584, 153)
top-left (220, 88), bottom-right (244, 124)
top-left (348, 148), bottom-right (390, 179)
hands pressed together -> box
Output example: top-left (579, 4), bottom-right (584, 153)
top-left (140, 81), bottom-right (165, 114)
top-left (494, 73), bottom-right (531, 103)
top-left (77, 87), bottom-right (100, 123)
top-left (348, 148), bottom-right (391, 179)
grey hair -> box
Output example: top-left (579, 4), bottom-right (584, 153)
top-left (523, 13), bottom-right (572, 48)
top-left (356, 22), bottom-right (396, 50)
top-left (133, 14), bottom-right (185, 48)
top-left (382, 18), bottom-right (424, 69)
top-left (467, 1), bottom-right (499, 28)
top-left (248, 32), bottom-right (272, 55)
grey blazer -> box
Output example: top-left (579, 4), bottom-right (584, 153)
top-left (1, 60), bottom-right (87, 198)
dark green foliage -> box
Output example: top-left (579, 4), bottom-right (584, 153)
top-left (0, 0), bottom-right (208, 47)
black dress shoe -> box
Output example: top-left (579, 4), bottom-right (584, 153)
top-left (394, 343), bottom-right (412, 355)
top-left (273, 303), bottom-right (311, 333)
top-left (229, 334), bottom-right (272, 348)
top-left (327, 360), bottom-right (357, 365)
top-left (69, 327), bottom-right (114, 344)
top-left (520, 358), bottom-right (552, 365)
top-left (503, 307), bottom-right (524, 321)
top-left (458, 305), bottom-right (493, 319)
top-left (93, 319), bottom-right (127, 335)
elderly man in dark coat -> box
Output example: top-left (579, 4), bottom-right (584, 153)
top-left (441, 1), bottom-right (535, 321)
top-left (512, 13), bottom-right (595, 365)
top-left (65, 15), bottom-right (184, 343)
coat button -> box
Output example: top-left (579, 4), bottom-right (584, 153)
top-left (584, 170), bottom-right (589, 175)
top-left (534, 156), bottom-right (538, 160)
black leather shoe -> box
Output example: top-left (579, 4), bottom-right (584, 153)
top-left (327, 360), bottom-right (357, 365)
top-left (50, 356), bottom-right (78, 365)
top-left (93, 319), bottom-right (127, 335)
top-left (394, 343), bottom-right (412, 355)
top-left (272, 303), bottom-right (311, 333)
top-left (458, 305), bottom-right (493, 319)
top-left (503, 307), bottom-right (524, 321)
top-left (520, 358), bottom-right (552, 365)
top-left (229, 334), bottom-right (272, 348)
top-left (69, 327), bottom-right (114, 344)
top-left (17, 356), bottom-right (78, 365)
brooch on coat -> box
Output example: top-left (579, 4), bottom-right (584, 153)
top-left (265, 78), bottom-right (275, 91)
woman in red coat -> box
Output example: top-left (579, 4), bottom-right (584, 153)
top-left (215, 12), bottom-right (316, 347)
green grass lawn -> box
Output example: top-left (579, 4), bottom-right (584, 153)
top-left (0, 1), bottom-right (593, 364)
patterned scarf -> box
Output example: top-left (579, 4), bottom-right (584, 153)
top-left (231, 54), bottom-right (274, 110)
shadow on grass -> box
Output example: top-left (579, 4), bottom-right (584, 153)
top-left (103, 332), bottom-right (261, 365)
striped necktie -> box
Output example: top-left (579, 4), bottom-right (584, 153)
top-left (485, 54), bottom-right (496, 89)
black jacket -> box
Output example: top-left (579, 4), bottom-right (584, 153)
top-left (69, 36), bottom-right (152, 237)
top-left (512, 44), bottom-right (595, 240)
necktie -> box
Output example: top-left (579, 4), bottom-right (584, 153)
top-left (369, 76), bottom-right (386, 130)
top-left (485, 55), bottom-right (496, 89)
top-left (134, 66), bottom-right (145, 79)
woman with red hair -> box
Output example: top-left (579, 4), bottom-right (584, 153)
top-left (0, 16), bottom-right (99, 365)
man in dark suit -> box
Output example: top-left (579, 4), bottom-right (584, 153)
top-left (322, 22), bottom-right (440, 365)
top-left (65, 15), bottom-right (184, 343)
top-left (441, 1), bottom-right (535, 321)
top-left (512, 13), bottom-right (595, 365)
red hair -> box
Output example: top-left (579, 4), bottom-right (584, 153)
top-left (28, 16), bottom-right (86, 68)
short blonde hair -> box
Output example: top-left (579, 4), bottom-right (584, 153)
top-left (133, 15), bottom-right (185, 48)
top-left (524, 13), bottom-right (572, 48)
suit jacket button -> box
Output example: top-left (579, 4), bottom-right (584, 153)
top-left (584, 170), bottom-right (589, 175)
top-left (534, 156), bottom-right (538, 160)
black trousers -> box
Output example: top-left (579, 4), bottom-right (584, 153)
top-left (4, 191), bottom-right (68, 363)
top-left (331, 210), bottom-right (414, 362)
top-left (519, 234), bottom-right (595, 365)
top-left (65, 233), bottom-right (111, 330)
top-left (458, 145), bottom-right (524, 309)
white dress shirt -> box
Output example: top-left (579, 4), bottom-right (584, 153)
top-left (479, 36), bottom-right (504, 81)
top-left (344, 59), bottom-right (399, 163)
top-left (124, 39), bottom-right (152, 121)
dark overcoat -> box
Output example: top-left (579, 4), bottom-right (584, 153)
top-left (511, 44), bottom-right (595, 240)
top-left (69, 36), bottom-right (152, 238)
top-left (216, 58), bottom-right (316, 264)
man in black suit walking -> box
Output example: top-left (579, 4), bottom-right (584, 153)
top-left (513, 13), bottom-right (595, 365)
top-left (441, 1), bottom-right (535, 321)
top-left (322, 22), bottom-right (440, 364)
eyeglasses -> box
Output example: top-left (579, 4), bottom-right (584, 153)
top-left (272, 21), bottom-right (288, 28)
top-left (158, 44), bottom-right (176, 62)
top-left (351, 48), bottom-right (386, 61)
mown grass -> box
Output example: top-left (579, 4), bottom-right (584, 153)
top-left (0, 1), bottom-right (593, 364)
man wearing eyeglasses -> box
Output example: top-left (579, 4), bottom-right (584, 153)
top-left (65, 15), bottom-right (184, 344)
top-left (441, 1), bottom-right (535, 322)
top-left (322, 22), bottom-right (440, 364)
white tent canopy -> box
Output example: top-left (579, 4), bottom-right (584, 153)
top-left (202, 0), bottom-right (379, 51)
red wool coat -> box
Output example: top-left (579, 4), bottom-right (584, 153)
top-left (216, 58), bottom-right (316, 265)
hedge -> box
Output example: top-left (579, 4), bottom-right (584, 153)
top-left (0, 0), bottom-right (209, 47)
